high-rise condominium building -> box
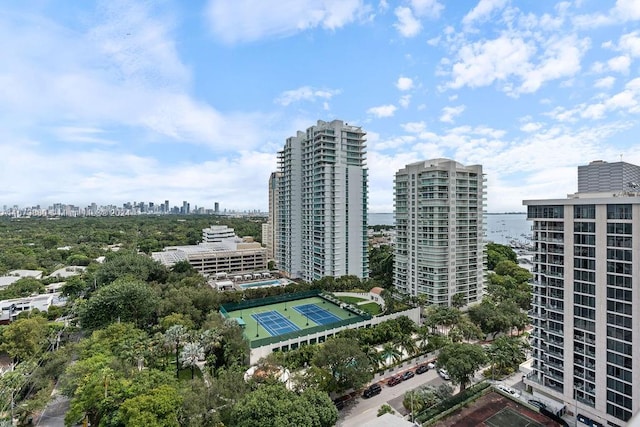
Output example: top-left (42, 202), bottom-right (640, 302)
top-left (276, 120), bottom-right (368, 282)
top-left (394, 159), bottom-right (486, 306)
top-left (523, 161), bottom-right (640, 426)
top-left (264, 172), bottom-right (281, 261)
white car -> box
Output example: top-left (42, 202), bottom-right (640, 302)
top-left (438, 368), bottom-right (450, 380)
top-left (426, 362), bottom-right (435, 370)
top-left (495, 384), bottom-right (521, 398)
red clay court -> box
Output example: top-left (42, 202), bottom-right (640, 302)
top-left (432, 391), bottom-right (562, 427)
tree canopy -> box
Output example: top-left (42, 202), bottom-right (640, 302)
top-left (486, 242), bottom-right (517, 270)
top-left (311, 337), bottom-right (373, 393)
top-left (231, 383), bottom-right (337, 427)
top-left (437, 343), bottom-right (488, 391)
top-left (78, 278), bottom-right (160, 331)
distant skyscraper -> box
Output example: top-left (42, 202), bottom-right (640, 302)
top-left (276, 120), bottom-right (368, 281)
top-left (165, 200), bottom-right (169, 213)
top-left (214, 202), bottom-right (219, 213)
top-left (524, 161), bottom-right (640, 426)
top-left (264, 172), bottom-right (281, 261)
top-left (394, 159), bottom-right (486, 306)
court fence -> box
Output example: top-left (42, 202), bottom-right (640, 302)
top-left (415, 380), bottom-right (491, 425)
top-left (250, 315), bottom-right (365, 349)
top-left (220, 289), bottom-right (322, 314)
top-left (248, 307), bottom-right (421, 364)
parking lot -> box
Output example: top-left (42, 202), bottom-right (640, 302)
top-left (337, 365), bottom-right (448, 427)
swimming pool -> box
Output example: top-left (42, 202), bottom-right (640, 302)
top-left (239, 279), bottom-right (283, 289)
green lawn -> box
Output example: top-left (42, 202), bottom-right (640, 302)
top-left (336, 296), bottom-right (367, 304)
top-left (359, 302), bottom-right (382, 315)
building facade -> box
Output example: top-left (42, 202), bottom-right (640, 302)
top-left (276, 120), bottom-right (368, 281)
top-left (524, 162), bottom-right (640, 426)
top-left (202, 225), bottom-right (236, 243)
top-left (393, 159), bottom-right (486, 306)
top-left (263, 172), bottom-right (281, 261)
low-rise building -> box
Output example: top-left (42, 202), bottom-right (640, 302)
top-left (152, 240), bottom-right (267, 277)
top-left (0, 293), bottom-right (65, 324)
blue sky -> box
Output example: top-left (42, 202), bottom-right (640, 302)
top-left (1, 0), bottom-right (640, 213)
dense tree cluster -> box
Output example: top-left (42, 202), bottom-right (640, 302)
top-left (0, 215), bottom-right (264, 275)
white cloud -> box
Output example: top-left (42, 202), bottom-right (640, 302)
top-left (410, 0), bottom-right (444, 18)
top-left (594, 76), bottom-right (616, 89)
top-left (0, 0), bottom-right (272, 155)
top-left (0, 141), bottom-right (277, 210)
top-left (205, 0), bottom-right (369, 44)
top-left (462, 0), bottom-right (507, 25)
top-left (614, 0), bottom-right (640, 20)
top-left (607, 55), bottom-right (631, 74)
top-left (447, 36), bottom-right (535, 90)
top-left (446, 34), bottom-right (589, 96)
top-left (520, 122), bottom-right (543, 132)
top-left (367, 104), bottom-right (397, 117)
top-left (275, 86), bottom-right (341, 106)
top-left (396, 76), bottom-right (414, 91)
top-left (53, 126), bottom-right (116, 145)
top-left (517, 36), bottom-right (589, 94)
top-left (399, 94), bottom-right (411, 108)
top-left (574, 0), bottom-right (640, 28)
top-left (401, 121), bottom-right (426, 133)
top-left (618, 31), bottom-right (640, 57)
top-left (394, 7), bottom-right (421, 37)
top-left (440, 105), bottom-right (465, 123)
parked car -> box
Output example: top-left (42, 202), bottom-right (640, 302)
top-left (438, 368), bottom-right (450, 380)
top-left (426, 361), bottom-right (436, 370)
top-left (402, 370), bottom-right (415, 380)
top-left (362, 383), bottom-right (382, 398)
top-left (496, 384), bottom-right (521, 398)
top-left (387, 375), bottom-right (403, 386)
top-left (528, 399), bottom-right (547, 409)
top-left (416, 364), bottom-right (429, 374)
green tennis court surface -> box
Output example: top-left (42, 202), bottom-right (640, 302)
top-left (225, 296), bottom-right (363, 342)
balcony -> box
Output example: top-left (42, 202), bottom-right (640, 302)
top-left (546, 303), bottom-right (564, 313)
top-left (547, 328), bottom-right (564, 337)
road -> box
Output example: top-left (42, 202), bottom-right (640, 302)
top-left (35, 387), bottom-right (69, 427)
top-left (337, 367), bottom-right (448, 427)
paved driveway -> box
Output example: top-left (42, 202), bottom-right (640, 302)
top-left (338, 368), bottom-right (448, 427)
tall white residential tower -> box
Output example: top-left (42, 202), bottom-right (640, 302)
top-left (523, 160), bottom-right (640, 426)
top-left (394, 159), bottom-right (486, 306)
top-left (276, 120), bottom-right (368, 282)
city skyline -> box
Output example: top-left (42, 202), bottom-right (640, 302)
top-left (1, 1), bottom-right (640, 212)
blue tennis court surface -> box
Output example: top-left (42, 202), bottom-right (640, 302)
top-left (252, 311), bottom-right (300, 336)
top-left (293, 304), bottom-right (341, 325)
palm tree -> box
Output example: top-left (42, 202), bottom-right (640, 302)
top-left (164, 324), bottom-right (189, 378)
top-left (200, 328), bottom-right (221, 368)
top-left (396, 334), bottom-right (418, 358)
top-left (380, 342), bottom-right (402, 367)
top-left (181, 342), bottom-right (205, 380)
top-left (362, 344), bottom-right (383, 372)
top-left (416, 325), bottom-right (430, 353)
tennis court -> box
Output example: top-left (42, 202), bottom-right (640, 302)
top-left (293, 303), bottom-right (341, 325)
top-left (252, 311), bottom-right (300, 336)
top-left (224, 295), bottom-right (370, 342)
top-left (485, 408), bottom-right (544, 427)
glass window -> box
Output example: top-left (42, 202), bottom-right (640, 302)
top-left (607, 205), bottom-right (632, 220)
top-left (574, 205), bottom-right (595, 219)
